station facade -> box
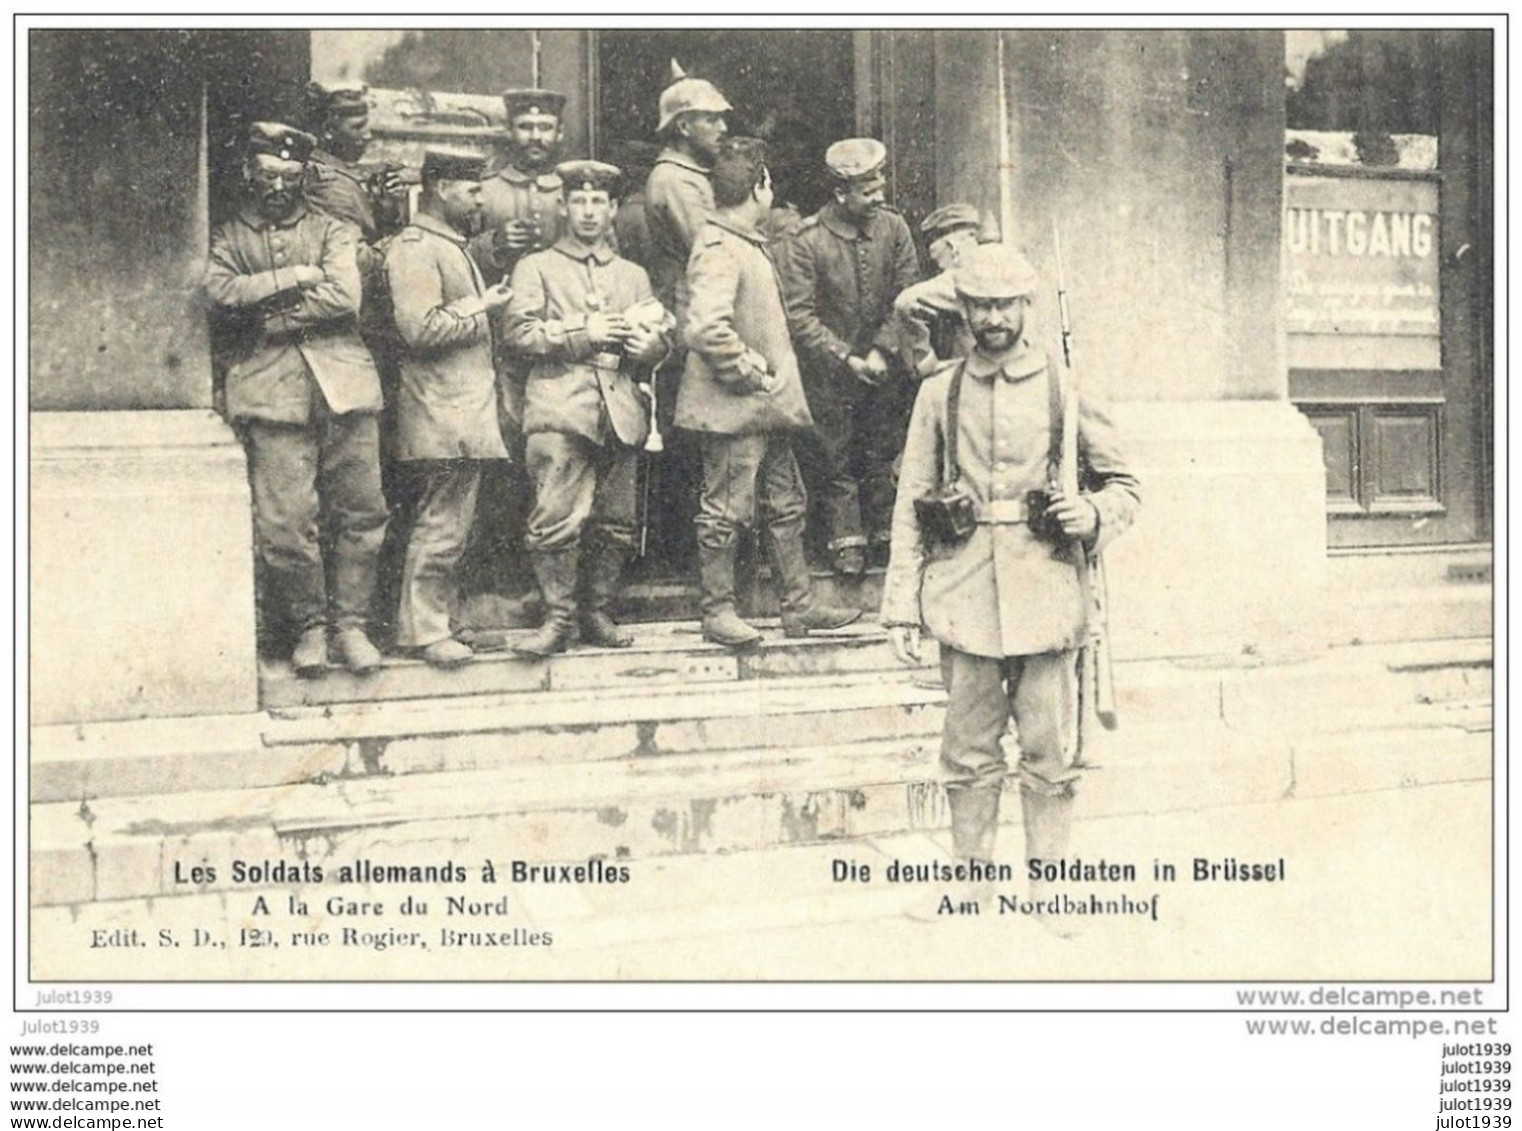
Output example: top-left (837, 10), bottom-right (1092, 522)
top-left (29, 28), bottom-right (1493, 725)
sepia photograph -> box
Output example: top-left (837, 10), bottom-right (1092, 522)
top-left (23, 21), bottom-right (1496, 989)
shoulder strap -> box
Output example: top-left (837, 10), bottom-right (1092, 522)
top-left (1045, 354), bottom-right (1064, 482)
top-left (944, 361), bottom-right (966, 485)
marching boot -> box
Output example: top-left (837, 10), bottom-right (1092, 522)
top-left (332, 626), bottom-right (384, 676)
top-left (513, 546), bottom-right (579, 658)
top-left (768, 528), bottom-right (862, 638)
top-left (904, 786), bottom-right (1001, 923)
top-left (579, 538), bottom-right (634, 649)
top-left (1021, 786), bottom-right (1081, 938)
top-left (291, 624), bottom-right (330, 679)
top-left (698, 537), bottom-right (763, 650)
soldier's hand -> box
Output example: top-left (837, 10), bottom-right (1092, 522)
top-left (481, 282), bottom-right (515, 311)
top-left (624, 324), bottom-right (665, 363)
top-left (586, 312), bottom-right (633, 348)
top-left (846, 355), bottom-right (881, 387)
top-left (888, 625), bottom-right (922, 667)
top-left (1047, 488), bottom-right (1099, 544)
top-left (497, 219), bottom-right (535, 250)
top-left (291, 265), bottom-right (325, 288)
top-left (864, 347), bottom-right (892, 382)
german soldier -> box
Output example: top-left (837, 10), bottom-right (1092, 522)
top-left (645, 61), bottom-right (731, 321)
top-left (891, 202), bottom-right (982, 378)
top-left (679, 138), bottom-right (859, 649)
top-left (204, 122), bottom-right (389, 677)
top-left (881, 244), bottom-right (1139, 920)
top-left (386, 150), bottom-right (515, 667)
top-left (471, 87), bottom-right (569, 286)
top-left (504, 160), bottom-right (673, 657)
top-left (303, 81), bottom-right (408, 266)
top-left (777, 138), bottom-right (921, 577)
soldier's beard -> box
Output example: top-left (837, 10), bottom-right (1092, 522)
top-left (256, 189), bottom-right (298, 219)
top-left (972, 325), bottom-right (1019, 353)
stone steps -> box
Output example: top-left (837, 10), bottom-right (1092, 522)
top-left (31, 694), bottom-right (1491, 908)
top-left (31, 634), bottom-right (1491, 806)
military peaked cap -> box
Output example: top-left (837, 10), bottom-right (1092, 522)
top-left (247, 122), bottom-right (317, 163)
top-left (422, 148), bottom-right (488, 182)
top-left (502, 88), bottom-right (567, 120)
top-left (555, 160), bottom-right (622, 197)
top-left (921, 202), bottom-right (981, 241)
top-left (824, 137), bottom-right (887, 182)
top-left (306, 80), bottom-right (369, 119)
top-left (953, 244), bottom-right (1040, 300)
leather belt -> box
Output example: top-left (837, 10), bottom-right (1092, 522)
top-left (590, 351), bottom-right (623, 370)
top-left (975, 498), bottom-right (1031, 525)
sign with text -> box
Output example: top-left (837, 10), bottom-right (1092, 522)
top-left (1285, 173), bottom-right (1441, 369)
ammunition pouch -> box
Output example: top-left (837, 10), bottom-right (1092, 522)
top-left (914, 485), bottom-right (976, 550)
top-left (1025, 488), bottom-right (1071, 546)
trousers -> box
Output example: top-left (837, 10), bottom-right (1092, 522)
top-left (939, 646), bottom-right (1081, 797)
top-left (693, 432), bottom-right (808, 549)
top-left (396, 460), bottom-right (482, 647)
top-left (524, 430), bottom-right (639, 552)
top-left (801, 377), bottom-right (912, 550)
top-left (243, 407), bottom-right (387, 634)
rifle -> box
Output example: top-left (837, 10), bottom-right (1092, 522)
top-left (1053, 222), bottom-right (1119, 739)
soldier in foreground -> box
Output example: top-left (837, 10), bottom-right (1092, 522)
top-left (891, 201), bottom-right (983, 378)
top-left (881, 244), bottom-right (1139, 921)
top-left (679, 138), bottom-right (859, 649)
top-left (204, 123), bottom-right (389, 678)
top-left (778, 138), bottom-right (920, 576)
top-left (386, 150), bottom-right (515, 667)
top-left (505, 160), bottom-right (672, 657)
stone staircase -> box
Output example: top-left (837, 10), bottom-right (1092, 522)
top-left (30, 619), bottom-right (1492, 911)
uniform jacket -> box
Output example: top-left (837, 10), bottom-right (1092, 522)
top-left (504, 237), bottom-right (668, 449)
top-left (205, 201), bottom-right (382, 425)
top-left (880, 339), bottom-right (1139, 658)
top-left (385, 212), bottom-right (509, 461)
top-left (677, 215), bottom-right (813, 436)
top-left (645, 148), bottom-right (714, 316)
top-left (469, 162), bottom-right (564, 284)
top-left (892, 269), bottom-right (974, 378)
top-left (777, 201), bottom-right (920, 379)
top-left (305, 151), bottom-right (378, 242)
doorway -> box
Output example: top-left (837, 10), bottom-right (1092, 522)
top-left (1284, 30), bottom-right (1491, 548)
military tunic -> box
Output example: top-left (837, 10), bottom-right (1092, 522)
top-left (469, 162), bottom-right (564, 285)
top-left (881, 339), bottom-right (1139, 793)
top-left (386, 212), bottom-right (509, 647)
top-left (680, 215), bottom-right (814, 549)
top-left (204, 201), bottom-right (387, 635)
top-left (777, 201), bottom-right (921, 552)
top-left (891, 269), bottom-right (974, 378)
top-left (505, 238), bottom-right (669, 550)
top-left (645, 148), bottom-right (715, 319)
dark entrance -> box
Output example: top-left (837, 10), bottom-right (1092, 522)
top-left (595, 30), bottom-right (861, 584)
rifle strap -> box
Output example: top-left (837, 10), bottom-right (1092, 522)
top-left (1045, 352), bottom-right (1065, 485)
top-left (943, 360), bottom-right (967, 486)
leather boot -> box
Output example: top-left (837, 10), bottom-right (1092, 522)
top-left (579, 538), bottom-right (634, 649)
top-left (332, 626), bottom-right (383, 676)
top-left (698, 538), bottom-right (762, 650)
top-left (291, 624), bottom-right (329, 679)
top-left (514, 547), bottom-right (579, 658)
top-left (904, 787), bottom-right (1002, 923)
top-left (1021, 786), bottom-right (1080, 937)
top-left (768, 528), bottom-right (862, 637)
